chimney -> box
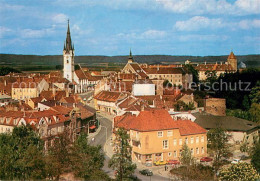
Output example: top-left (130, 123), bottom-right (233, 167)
top-left (141, 103), bottom-right (145, 112)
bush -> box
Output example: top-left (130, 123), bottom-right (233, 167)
top-left (219, 162), bottom-right (260, 181)
top-left (170, 164), bottom-right (214, 181)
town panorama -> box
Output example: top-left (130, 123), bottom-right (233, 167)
top-left (0, 1), bottom-right (259, 181)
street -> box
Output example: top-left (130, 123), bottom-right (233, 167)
top-left (89, 112), bottom-right (170, 181)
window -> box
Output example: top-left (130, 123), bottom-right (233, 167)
top-left (174, 151), bottom-right (177, 157)
top-left (67, 60), bottom-right (69, 63)
top-left (173, 139), bottom-right (177, 146)
top-left (163, 140), bottom-right (168, 149)
top-left (179, 139), bottom-right (182, 145)
top-left (167, 130), bottom-right (173, 137)
top-left (191, 137), bottom-right (194, 144)
top-left (196, 136), bottom-right (199, 143)
top-left (158, 131), bottom-right (163, 137)
top-left (179, 150), bottom-right (182, 156)
top-left (168, 152), bottom-right (172, 157)
top-left (191, 148), bottom-right (194, 155)
top-left (185, 137), bottom-right (188, 144)
top-left (196, 147), bottom-right (199, 154)
top-left (201, 136), bottom-right (204, 143)
top-left (201, 147), bottom-right (204, 154)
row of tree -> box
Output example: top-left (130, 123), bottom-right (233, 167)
top-left (0, 126), bottom-right (109, 180)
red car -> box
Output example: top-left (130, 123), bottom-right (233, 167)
top-left (167, 160), bottom-right (180, 165)
top-left (200, 157), bottom-right (213, 162)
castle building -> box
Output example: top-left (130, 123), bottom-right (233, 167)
top-left (195, 51), bottom-right (238, 81)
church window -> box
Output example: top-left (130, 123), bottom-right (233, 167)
top-left (67, 60), bottom-right (69, 63)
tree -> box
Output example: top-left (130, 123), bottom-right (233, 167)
top-left (184, 64), bottom-right (199, 84)
top-left (109, 128), bottom-right (136, 181)
top-left (219, 162), bottom-right (260, 181)
top-left (0, 66), bottom-right (20, 76)
top-left (207, 127), bottom-right (232, 172)
top-left (205, 70), bottom-right (217, 84)
top-left (74, 64), bottom-right (80, 70)
top-left (163, 79), bottom-right (172, 87)
top-left (180, 143), bottom-right (194, 167)
top-left (45, 129), bottom-right (74, 180)
top-left (249, 103), bottom-right (260, 123)
top-left (251, 140), bottom-right (260, 173)
top-left (55, 65), bottom-right (63, 70)
top-left (249, 81), bottom-right (260, 104)
top-left (242, 95), bottom-right (250, 110)
top-left (0, 126), bottom-right (46, 180)
top-left (71, 133), bottom-right (109, 180)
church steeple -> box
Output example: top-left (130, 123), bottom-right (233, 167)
top-left (65, 19), bottom-right (73, 53)
top-left (128, 49), bottom-right (133, 63)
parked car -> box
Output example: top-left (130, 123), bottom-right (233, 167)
top-left (231, 159), bottom-right (242, 164)
top-left (167, 160), bottom-right (180, 165)
top-left (200, 157), bottom-right (213, 162)
top-left (153, 160), bottom-right (167, 166)
top-left (139, 169), bottom-right (153, 176)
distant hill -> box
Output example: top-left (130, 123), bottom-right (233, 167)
top-left (0, 54), bottom-right (259, 68)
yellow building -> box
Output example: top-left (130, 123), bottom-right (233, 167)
top-left (114, 109), bottom-right (207, 164)
top-left (11, 79), bottom-right (49, 101)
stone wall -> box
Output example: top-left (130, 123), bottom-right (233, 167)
top-left (205, 98), bottom-right (226, 116)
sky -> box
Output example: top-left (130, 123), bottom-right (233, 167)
top-left (0, 0), bottom-right (260, 56)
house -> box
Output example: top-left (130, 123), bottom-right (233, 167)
top-left (114, 109), bottom-right (207, 164)
top-left (193, 112), bottom-right (259, 146)
top-left (0, 94), bottom-right (12, 107)
top-left (11, 78), bottom-right (49, 100)
top-left (94, 90), bottom-right (128, 115)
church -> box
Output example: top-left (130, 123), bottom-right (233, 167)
top-left (63, 20), bottom-right (96, 93)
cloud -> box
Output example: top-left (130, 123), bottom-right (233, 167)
top-left (235, 0), bottom-right (260, 14)
top-left (175, 16), bottom-right (224, 31)
top-left (0, 26), bottom-right (13, 38)
top-left (52, 13), bottom-right (68, 24)
top-left (117, 29), bottom-right (166, 40)
top-left (20, 26), bottom-right (56, 39)
top-left (238, 19), bottom-right (260, 29)
top-left (156, 0), bottom-right (260, 15)
top-left (178, 34), bottom-right (229, 42)
top-left (0, 2), bottom-right (24, 11)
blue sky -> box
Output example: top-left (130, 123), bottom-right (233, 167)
top-left (0, 0), bottom-right (259, 56)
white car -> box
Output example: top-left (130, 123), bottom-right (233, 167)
top-left (231, 159), bottom-right (242, 164)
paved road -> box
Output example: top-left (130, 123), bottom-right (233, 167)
top-left (89, 113), bottom-right (169, 181)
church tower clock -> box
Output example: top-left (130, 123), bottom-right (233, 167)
top-left (63, 20), bottom-right (75, 82)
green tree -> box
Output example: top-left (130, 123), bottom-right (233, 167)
top-left (0, 66), bottom-right (20, 76)
top-left (184, 64), bottom-right (199, 84)
top-left (180, 143), bottom-right (194, 167)
top-left (109, 128), bottom-right (136, 181)
top-left (205, 70), bottom-right (217, 84)
top-left (251, 140), bottom-right (260, 173)
top-left (249, 81), bottom-right (260, 104)
top-left (219, 162), bottom-right (260, 181)
top-left (45, 130), bottom-right (73, 180)
top-left (71, 133), bottom-right (109, 180)
top-left (74, 64), bottom-right (80, 70)
top-left (0, 126), bottom-right (46, 180)
top-left (249, 103), bottom-right (260, 123)
top-left (242, 95), bottom-right (250, 110)
top-left (163, 79), bottom-right (172, 87)
top-left (207, 127), bottom-right (232, 172)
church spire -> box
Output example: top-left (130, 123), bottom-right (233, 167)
top-left (65, 19), bottom-right (73, 53)
top-left (128, 49), bottom-right (133, 63)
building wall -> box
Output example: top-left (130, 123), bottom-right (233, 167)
top-left (205, 98), bottom-right (226, 116)
top-left (0, 125), bottom-right (14, 133)
top-left (133, 84), bottom-right (155, 96)
top-left (129, 129), bottom-right (207, 163)
top-left (148, 73), bottom-right (183, 86)
top-left (63, 50), bottom-right (74, 82)
top-left (12, 88), bottom-right (38, 100)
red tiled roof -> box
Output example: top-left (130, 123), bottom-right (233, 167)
top-left (143, 68), bottom-right (184, 74)
top-left (175, 120), bottom-right (207, 136)
top-left (228, 51), bottom-right (236, 59)
top-left (94, 90), bottom-right (127, 102)
top-left (195, 63), bottom-right (234, 71)
top-left (114, 109), bottom-right (206, 135)
top-left (75, 69), bottom-right (87, 80)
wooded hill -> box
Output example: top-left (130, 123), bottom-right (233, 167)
top-left (0, 54), bottom-right (259, 67)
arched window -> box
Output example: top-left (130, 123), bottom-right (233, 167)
top-left (67, 60), bottom-right (69, 63)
